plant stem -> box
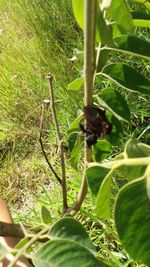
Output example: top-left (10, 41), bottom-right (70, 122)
top-left (8, 226), bottom-right (49, 267)
top-left (39, 103), bottom-right (62, 185)
top-left (68, 0), bottom-right (97, 213)
top-left (47, 74), bottom-right (67, 213)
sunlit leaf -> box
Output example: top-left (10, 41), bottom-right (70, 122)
top-left (115, 175), bottom-right (150, 266)
top-left (72, 0), bottom-right (84, 29)
top-left (15, 237), bottom-right (30, 249)
top-left (32, 239), bottom-right (100, 267)
top-left (41, 206), bottom-right (52, 224)
top-left (119, 139), bottom-right (149, 180)
top-left (68, 132), bottom-right (81, 170)
top-left (114, 35), bottom-right (150, 59)
top-left (99, 88), bottom-right (130, 121)
top-left (68, 113), bottom-right (83, 134)
top-left (72, 0), bottom-right (114, 45)
top-left (93, 140), bottom-right (112, 162)
top-left (86, 164), bottom-right (110, 197)
top-left (49, 217), bottom-right (96, 254)
top-left (101, 63), bottom-right (150, 95)
top-left (105, 114), bottom-right (123, 145)
top-left (96, 170), bottom-right (113, 218)
top-left (106, 0), bottom-right (134, 33)
top-left (67, 77), bottom-right (84, 91)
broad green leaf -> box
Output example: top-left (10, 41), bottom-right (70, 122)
top-left (114, 35), bottom-right (150, 59)
top-left (72, 0), bottom-right (114, 45)
top-left (41, 206), bottom-right (52, 224)
top-left (32, 239), bottom-right (100, 267)
top-left (96, 6), bottom-right (114, 46)
top-left (106, 0), bottom-right (134, 34)
top-left (68, 132), bottom-right (79, 153)
top-left (105, 114), bottom-right (123, 145)
top-left (0, 243), bottom-right (8, 261)
top-left (138, 143), bottom-right (150, 156)
top-left (86, 164), bottom-right (110, 197)
top-left (101, 63), bottom-right (150, 95)
top-left (15, 237), bottom-right (30, 249)
top-left (96, 48), bottom-right (110, 72)
top-left (119, 139), bottom-right (149, 180)
top-left (49, 217), bottom-right (96, 254)
top-left (67, 77), bottom-right (84, 91)
top-left (93, 140), bottom-right (112, 162)
top-left (68, 132), bottom-right (81, 170)
top-left (115, 176), bottom-right (150, 266)
top-left (96, 169), bottom-right (113, 218)
top-left (68, 113), bottom-right (83, 134)
top-left (99, 88), bottom-right (130, 121)
top-left (72, 0), bottom-right (84, 29)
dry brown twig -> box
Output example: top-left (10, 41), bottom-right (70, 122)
top-left (39, 102), bottom-right (62, 185)
top-left (47, 73), bottom-right (68, 213)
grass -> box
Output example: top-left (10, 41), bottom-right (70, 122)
top-left (0, 0), bottom-right (83, 198)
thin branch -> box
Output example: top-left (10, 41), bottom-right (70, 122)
top-left (8, 226), bottom-right (50, 267)
top-left (47, 73), bottom-right (68, 213)
top-left (67, 0), bottom-right (97, 213)
top-left (39, 103), bottom-right (62, 185)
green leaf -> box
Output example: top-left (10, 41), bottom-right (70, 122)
top-left (106, 0), bottom-right (134, 34)
top-left (32, 239), bottom-right (100, 267)
top-left (68, 132), bottom-right (79, 152)
top-left (15, 237), bottom-right (30, 249)
top-left (96, 169), bottom-right (113, 218)
top-left (115, 175), bottom-right (150, 266)
top-left (96, 6), bottom-right (114, 46)
top-left (68, 132), bottom-right (81, 170)
top-left (114, 35), bottom-right (150, 59)
top-left (101, 63), bottom-right (150, 95)
top-left (86, 164), bottom-right (110, 197)
top-left (72, 0), bottom-right (114, 45)
top-left (105, 114), bottom-right (123, 145)
top-left (99, 88), bottom-right (130, 121)
top-left (93, 140), bottom-right (112, 162)
top-left (49, 217), bottom-right (96, 254)
top-left (138, 143), bottom-right (150, 156)
top-left (68, 113), bottom-right (83, 134)
top-left (132, 12), bottom-right (150, 28)
top-left (67, 77), bottom-right (84, 91)
top-left (120, 139), bottom-right (149, 179)
top-left (41, 206), bottom-right (52, 224)
top-left (72, 0), bottom-right (84, 29)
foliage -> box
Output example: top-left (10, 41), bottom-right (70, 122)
top-left (0, 0), bottom-right (150, 267)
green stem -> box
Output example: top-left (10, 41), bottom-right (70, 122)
top-left (8, 226), bottom-right (49, 267)
top-left (68, 0), bottom-right (97, 213)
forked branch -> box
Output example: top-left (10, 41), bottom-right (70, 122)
top-left (39, 103), bottom-right (62, 185)
top-left (47, 74), bottom-right (68, 213)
